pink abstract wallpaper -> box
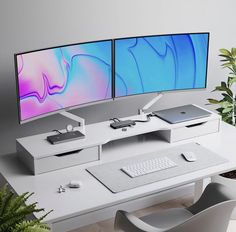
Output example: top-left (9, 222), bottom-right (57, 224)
top-left (16, 41), bottom-right (112, 121)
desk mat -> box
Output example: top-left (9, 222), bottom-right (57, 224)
top-left (86, 143), bottom-right (228, 193)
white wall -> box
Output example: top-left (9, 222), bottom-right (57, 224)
top-left (0, 0), bottom-right (235, 155)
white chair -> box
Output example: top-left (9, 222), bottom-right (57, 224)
top-left (114, 183), bottom-right (236, 232)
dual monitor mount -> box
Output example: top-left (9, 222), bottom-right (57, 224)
top-left (47, 93), bottom-right (163, 144)
top-left (110, 93), bottom-right (163, 129)
top-left (138, 93), bottom-right (163, 115)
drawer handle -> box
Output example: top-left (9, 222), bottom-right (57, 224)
top-left (185, 122), bottom-right (206, 128)
top-left (55, 149), bottom-right (82, 157)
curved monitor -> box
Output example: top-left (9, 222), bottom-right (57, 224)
top-left (114, 32), bottom-right (209, 97)
top-left (15, 40), bottom-right (112, 123)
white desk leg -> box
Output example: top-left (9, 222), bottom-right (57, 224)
top-left (194, 178), bottom-right (211, 202)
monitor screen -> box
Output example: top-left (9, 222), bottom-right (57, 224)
top-left (114, 33), bottom-right (209, 97)
top-left (15, 40), bottom-right (112, 123)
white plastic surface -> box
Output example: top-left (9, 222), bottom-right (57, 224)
top-left (121, 156), bottom-right (177, 178)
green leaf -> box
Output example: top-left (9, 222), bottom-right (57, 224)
top-left (222, 107), bottom-right (233, 113)
top-left (227, 67), bottom-right (235, 73)
top-left (212, 86), bottom-right (225, 92)
top-left (221, 81), bottom-right (227, 88)
top-left (221, 113), bottom-right (232, 122)
top-left (212, 85), bottom-right (233, 96)
top-left (232, 64), bottom-right (236, 73)
top-left (216, 107), bottom-right (223, 113)
top-left (220, 59), bottom-right (230, 62)
top-left (229, 77), bottom-right (236, 86)
top-left (222, 93), bottom-right (233, 103)
top-left (219, 54), bottom-right (231, 58)
top-left (219, 48), bottom-right (232, 56)
top-left (231, 48), bottom-right (236, 57)
top-left (0, 185), bottom-right (51, 232)
top-left (222, 63), bottom-right (232, 68)
top-left (219, 101), bottom-right (232, 108)
top-left (226, 87), bottom-right (233, 97)
top-left (207, 98), bottom-right (220, 104)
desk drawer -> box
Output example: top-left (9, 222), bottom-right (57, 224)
top-left (159, 119), bottom-right (220, 143)
top-left (170, 119), bottom-right (220, 142)
top-left (34, 146), bottom-right (99, 175)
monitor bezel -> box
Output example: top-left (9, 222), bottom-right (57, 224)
top-left (113, 32), bottom-right (210, 99)
top-left (14, 39), bottom-right (113, 124)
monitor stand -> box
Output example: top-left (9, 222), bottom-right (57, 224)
top-left (138, 93), bottom-right (163, 115)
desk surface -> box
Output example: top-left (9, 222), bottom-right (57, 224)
top-left (1, 121), bottom-right (236, 224)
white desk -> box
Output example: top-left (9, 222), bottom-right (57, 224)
top-left (1, 121), bottom-right (236, 232)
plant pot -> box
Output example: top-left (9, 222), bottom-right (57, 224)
top-left (212, 174), bottom-right (236, 219)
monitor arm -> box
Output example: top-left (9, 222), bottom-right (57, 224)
top-left (60, 111), bottom-right (85, 134)
top-left (138, 93), bottom-right (163, 115)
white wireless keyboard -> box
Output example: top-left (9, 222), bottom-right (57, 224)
top-left (121, 156), bottom-right (177, 178)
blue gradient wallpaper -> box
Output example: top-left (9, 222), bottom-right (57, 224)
top-left (115, 33), bottom-right (209, 97)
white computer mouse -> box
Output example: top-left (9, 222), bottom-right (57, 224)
top-left (68, 180), bottom-right (82, 188)
top-left (181, 151), bottom-right (197, 162)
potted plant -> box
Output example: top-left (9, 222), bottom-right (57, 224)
top-left (0, 184), bottom-right (52, 232)
top-left (207, 47), bottom-right (236, 218)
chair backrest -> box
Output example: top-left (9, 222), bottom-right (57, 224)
top-left (115, 200), bottom-right (236, 232)
top-left (114, 183), bottom-right (236, 232)
top-left (114, 210), bottom-right (158, 232)
top-left (167, 200), bottom-right (236, 232)
top-left (188, 182), bottom-right (236, 214)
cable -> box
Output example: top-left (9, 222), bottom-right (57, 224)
top-left (110, 115), bottom-right (152, 124)
top-left (53, 129), bottom-right (62, 134)
top-left (133, 117), bottom-right (151, 123)
top-left (113, 118), bottom-right (121, 122)
top-left (147, 113), bottom-right (156, 117)
top-left (109, 118), bottom-right (121, 122)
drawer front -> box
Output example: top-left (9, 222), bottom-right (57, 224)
top-left (170, 119), bottom-right (220, 142)
top-left (34, 146), bottom-right (99, 174)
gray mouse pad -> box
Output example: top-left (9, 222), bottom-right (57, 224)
top-left (86, 143), bottom-right (228, 193)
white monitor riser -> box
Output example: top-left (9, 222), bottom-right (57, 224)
top-left (16, 104), bottom-right (220, 175)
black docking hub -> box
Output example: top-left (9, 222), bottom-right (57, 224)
top-left (47, 131), bottom-right (85, 144)
top-left (110, 120), bottom-right (136, 129)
